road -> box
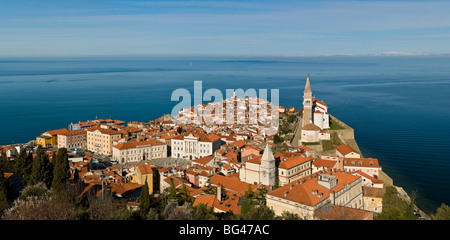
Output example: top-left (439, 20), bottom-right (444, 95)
top-left (290, 116), bottom-right (303, 147)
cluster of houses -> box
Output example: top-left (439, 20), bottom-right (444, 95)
top-left (173, 93), bottom-right (280, 136)
top-left (0, 75), bottom-right (389, 220)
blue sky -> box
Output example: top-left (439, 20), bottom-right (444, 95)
top-left (1, 0), bottom-right (450, 57)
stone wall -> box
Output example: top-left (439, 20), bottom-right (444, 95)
top-left (327, 114), bottom-right (362, 156)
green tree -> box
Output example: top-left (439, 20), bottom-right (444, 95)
top-left (272, 177), bottom-right (281, 190)
top-left (52, 148), bottom-right (71, 192)
top-left (146, 208), bottom-right (160, 220)
top-left (431, 203), bottom-right (450, 220)
top-left (374, 186), bottom-right (416, 220)
top-left (139, 178), bottom-right (151, 217)
top-left (281, 211), bottom-right (302, 220)
top-left (273, 134), bottom-right (283, 144)
top-left (14, 149), bottom-right (33, 184)
top-left (375, 208), bottom-right (404, 220)
top-left (288, 114), bottom-right (297, 123)
top-left (162, 178), bottom-right (178, 207)
top-left (255, 187), bottom-right (268, 205)
top-left (244, 186), bottom-right (268, 205)
top-left (0, 151), bottom-right (13, 173)
top-left (203, 181), bottom-right (215, 195)
top-left (193, 203), bottom-right (218, 220)
top-left (177, 183), bottom-right (194, 205)
top-left (0, 158), bottom-right (10, 216)
top-left (18, 182), bottom-right (49, 200)
top-left (30, 146), bottom-right (53, 188)
top-left (51, 152), bottom-right (57, 167)
top-left (241, 205), bottom-right (275, 220)
top-left (244, 185), bottom-right (255, 199)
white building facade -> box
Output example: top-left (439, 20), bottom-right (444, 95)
top-left (171, 133), bottom-right (221, 160)
top-left (112, 139), bottom-right (167, 164)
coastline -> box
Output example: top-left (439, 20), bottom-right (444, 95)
top-left (291, 111), bottom-right (431, 218)
top-left (0, 106), bottom-right (435, 219)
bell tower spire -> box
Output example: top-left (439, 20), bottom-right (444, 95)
top-left (260, 144), bottom-right (276, 187)
top-left (305, 73), bottom-right (311, 94)
top-left (302, 73), bottom-right (313, 126)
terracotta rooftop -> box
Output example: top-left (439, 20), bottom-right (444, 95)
top-left (86, 127), bottom-right (121, 135)
top-left (268, 171), bottom-right (361, 207)
top-left (192, 155), bottom-right (215, 166)
top-left (246, 156), bottom-right (262, 165)
top-left (336, 144), bottom-right (359, 155)
top-left (58, 129), bottom-right (86, 136)
top-left (301, 123), bottom-right (321, 131)
top-left (209, 174), bottom-right (268, 195)
top-left (312, 98), bottom-right (328, 108)
top-left (136, 164), bottom-right (153, 175)
top-left (343, 158), bottom-right (380, 168)
top-left (279, 156), bottom-right (313, 169)
top-left (313, 158), bottom-right (338, 169)
top-left (113, 138), bottom-right (166, 150)
top-left (45, 128), bottom-right (70, 136)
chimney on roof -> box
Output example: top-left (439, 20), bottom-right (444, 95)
top-left (217, 184), bottom-right (222, 201)
top-left (330, 190), bottom-right (335, 205)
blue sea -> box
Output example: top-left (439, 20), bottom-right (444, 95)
top-left (0, 55), bottom-right (449, 214)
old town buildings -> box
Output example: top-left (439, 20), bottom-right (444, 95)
top-left (86, 127), bottom-right (122, 156)
top-left (170, 132), bottom-right (221, 160)
top-left (57, 129), bottom-right (87, 149)
top-left (266, 171), bottom-right (364, 220)
top-left (112, 138), bottom-right (167, 164)
top-left (14, 86), bottom-right (388, 220)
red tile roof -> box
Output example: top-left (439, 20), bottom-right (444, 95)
top-left (268, 171), bottom-right (360, 207)
top-left (343, 158), bottom-right (380, 168)
top-left (336, 144), bottom-right (359, 155)
top-left (46, 128), bottom-right (70, 136)
top-left (246, 156), bottom-right (262, 165)
top-left (136, 164), bottom-right (153, 175)
top-left (279, 156), bottom-right (312, 169)
top-left (301, 123), bottom-right (321, 131)
top-left (86, 127), bottom-right (121, 135)
top-left (58, 129), bottom-right (86, 136)
top-left (313, 158), bottom-right (338, 169)
top-left (231, 140), bottom-right (246, 148)
top-left (209, 174), bottom-right (268, 195)
top-left (113, 138), bottom-right (166, 150)
top-left (192, 155), bottom-right (215, 166)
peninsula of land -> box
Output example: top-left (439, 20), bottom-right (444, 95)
top-left (0, 75), bottom-right (431, 220)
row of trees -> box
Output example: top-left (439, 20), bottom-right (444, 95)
top-left (3, 146), bottom-right (450, 220)
top-left (0, 153), bottom-right (10, 215)
top-left (374, 186), bottom-right (450, 220)
top-left (0, 145), bottom-right (71, 218)
top-left (13, 145), bottom-right (70, 190)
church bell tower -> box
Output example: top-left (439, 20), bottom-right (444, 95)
top-left (260, 144), bottom-right (276, 187)
top-left (302, 73), bottom-right (313, 126)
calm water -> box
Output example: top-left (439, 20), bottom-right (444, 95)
top-left (0, 55), bottom-right (449, 214)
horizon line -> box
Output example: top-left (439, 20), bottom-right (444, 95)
top-left (1, 52), bottom-right (450, 59)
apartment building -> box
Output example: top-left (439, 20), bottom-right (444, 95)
top-left (86, 127), bottom-right (122, 156)
top-left (57, 129), bottom-right (87, 149)
top-left (266, 171), bottom-right (363, 220)
top-left (112, 138), bottom-right (167, 164)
